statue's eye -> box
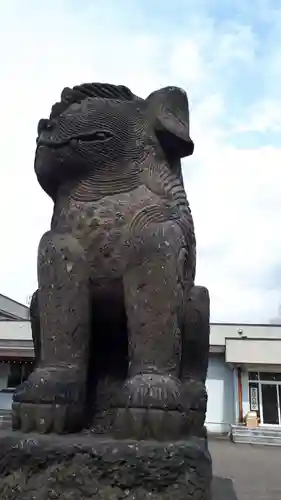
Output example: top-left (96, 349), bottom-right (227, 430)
top-left (70, 102), bottom-right (82, 111)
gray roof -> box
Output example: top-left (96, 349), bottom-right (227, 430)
top-left (0, 294), bottom-right (29, 320)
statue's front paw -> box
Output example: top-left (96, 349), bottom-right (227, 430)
top-left (12, 367), bottom-right (85, 434)
top-left (122, 373), bottom-right (182, 410)
top-left (113, 373), bottom-right (185, 440)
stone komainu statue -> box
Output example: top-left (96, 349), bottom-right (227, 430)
top-left (13, 83), bottom-right (210, 438)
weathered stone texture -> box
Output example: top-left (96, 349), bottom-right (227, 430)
top-left (0, 432), bottom-right (212, 500)
top-left (13, 82), bottom-right (210, 442)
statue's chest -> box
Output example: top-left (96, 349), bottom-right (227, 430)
top-left (51, 187), bottom-right (160, 275)
top-left (51, 185), bottom-right (158, 241)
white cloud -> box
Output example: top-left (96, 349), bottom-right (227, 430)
top-left (0, 1), bottom-right (281, 322)
top-left (234, 99), bottom-right (281, 133)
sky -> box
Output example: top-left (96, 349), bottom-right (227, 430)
top-left (0, 0), bottom-right (281, 323)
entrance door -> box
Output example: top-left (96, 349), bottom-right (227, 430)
top-left (261, 384), bottom-right (279, 425)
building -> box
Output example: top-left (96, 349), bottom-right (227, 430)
top-left (209, 323), bottom-right (281, 434)
top-left (0, 293), bottom-right (29, 321)
top-left (0, 294), bottom-right (31, 412)
top-left (1, 294), bottom-right (281, 435)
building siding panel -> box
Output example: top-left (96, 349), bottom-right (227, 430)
top-left (206, 353), bottom-right (234, 433)
top-left (0, 363), bottom-right (12, 410)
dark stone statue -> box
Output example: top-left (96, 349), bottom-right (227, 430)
top-left (0, 83), bottom-right (212, 499)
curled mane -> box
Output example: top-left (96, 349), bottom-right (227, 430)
top-left (50, 82), bottom-right (139, 119)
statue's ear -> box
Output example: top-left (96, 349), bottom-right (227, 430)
top-left (146, 86), bottom-right (194, 159)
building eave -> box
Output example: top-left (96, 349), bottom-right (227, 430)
top-left (0, 294), bottom-right (29, 320)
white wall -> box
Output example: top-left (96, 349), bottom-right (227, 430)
top-left (226, 338), bottom-right (281, 364)
top-left (205, 353), bottom-right (235, 433)
top-left (0, 363), bottom-right (13, 410)
top-left (0, 391), bottom-right (13, 410)
top-left (211, 323), bottom-right (281, 346)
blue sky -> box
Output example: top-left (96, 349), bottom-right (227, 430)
top-left (1, 0), bottom-right (281, 322)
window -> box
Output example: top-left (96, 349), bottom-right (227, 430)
top-left (248, 372), bottom-right (281, 382)
top-left (2, 362), bottom-right (33, 392)
top-left (259, 372), bottom-right (281, 382)
top-left (7, 363), bottom-right (22, 388)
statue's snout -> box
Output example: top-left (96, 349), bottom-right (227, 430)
top-left (37, 118), bottom-right (56, 136)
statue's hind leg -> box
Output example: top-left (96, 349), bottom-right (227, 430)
top-left (181, 285), bottom-right (210, 435)
top-left (29, 289), bottom-right (41, 367)
top-left (114, 223), bottom-right (189, 440)
top-left (12, 231), bottom-right (91, 434)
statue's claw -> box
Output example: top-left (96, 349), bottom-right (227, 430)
top-left (113, 373), bottom-right (186, 440)
top-left (12, 367), bottom-right (85, 434)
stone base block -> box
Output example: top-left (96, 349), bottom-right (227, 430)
top-left (0, 430), bottom-right (212, 499)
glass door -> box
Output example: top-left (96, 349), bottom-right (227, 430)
top-left (261, 384), bottom-right (279, 425)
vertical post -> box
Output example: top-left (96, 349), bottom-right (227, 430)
top-left (276, 384), bottom-right (281, 426)
top-left (258, 381), bottom-right (263, 424)
top-left (237, 367), bottom-right (243, 423)
top-left (232, 367), bottom-right (239, 424)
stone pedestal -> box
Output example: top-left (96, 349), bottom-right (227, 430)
top-left (0, 430), bottom-right (212, 499)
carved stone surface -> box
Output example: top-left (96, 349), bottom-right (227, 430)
top-left (0, 431), bottom-right (212, 500)
top-left (12, 82), bottom-right (210, 441)
top-left (9, 81), bottom-right (212, 497)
